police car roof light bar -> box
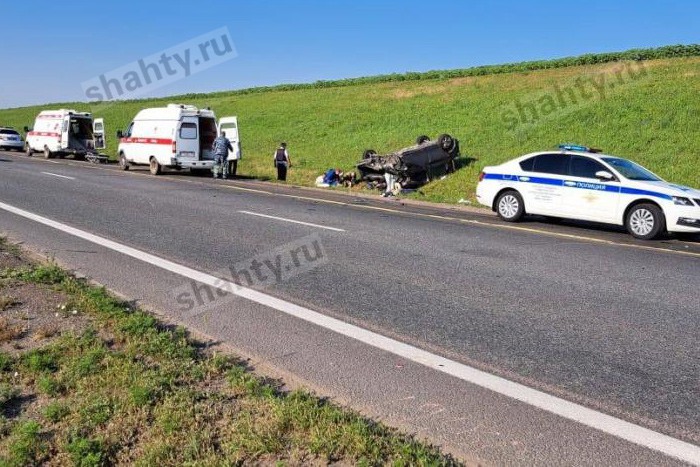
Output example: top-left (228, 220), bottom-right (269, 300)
top-left (558, 144), bottom-right (602, 153)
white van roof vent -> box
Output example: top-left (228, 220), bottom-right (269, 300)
top-left (167, 103), bottom-right (198, 111)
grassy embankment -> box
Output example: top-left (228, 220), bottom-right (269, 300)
top-left (0, 45), bottom-right (699, 203)
top-left (0, 238), bottom-right (457, 465)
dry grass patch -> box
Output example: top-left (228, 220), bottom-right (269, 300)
top-left (0, 296), bottom-right (18, 311)
top-left (0, 317), bottom-right (24, 343)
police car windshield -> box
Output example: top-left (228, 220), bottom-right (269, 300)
top-left (601, 157), bottom-right (662, 181)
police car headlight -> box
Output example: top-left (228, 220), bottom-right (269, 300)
top-left (672, 196), bottom-right (693, 206)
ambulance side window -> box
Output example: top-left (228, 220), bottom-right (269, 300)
top-left (125, 122), bottom-right (134, 137)
top-left (180, 123), bottom-right (197, 139)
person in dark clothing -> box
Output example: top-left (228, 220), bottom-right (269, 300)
top-left (273, 142), bottom-right (291, 181)
top-left (212, 131), bottom-right (234, 179)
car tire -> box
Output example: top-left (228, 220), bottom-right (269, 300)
top-left (25, 145), bottom-right (33, 157)
top-left (625, 203), bottom-right (665, 240)
top-left (416, 135), bottom-right (431, 145)
top-left (437, 133), bottom-right (456, 153)
top-left (149, 157), bottom-right (162, 175)
top-left (43, 146), bottom-right (52, 159)
top-left (496, 190), bottom-right (525, 222)
top-left (363, 149), bottom-right (377, 159)
top-left (119, 153), bottom-right (130, 171)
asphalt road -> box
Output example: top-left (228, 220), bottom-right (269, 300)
top-left (1, 151), bottom-right (698, 466)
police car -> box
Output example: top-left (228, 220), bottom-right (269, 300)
top-left (476, 145), bottom-right (700, 240)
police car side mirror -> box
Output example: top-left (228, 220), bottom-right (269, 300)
top-left (116, 130), bottom-right (123, 139)
top-left (595, 170), bottom-right (615, 182)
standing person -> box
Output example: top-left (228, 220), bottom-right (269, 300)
top-left (273, 142), bottom-right (291, 181)
top-left (212, 131), bottom-right (233, 179)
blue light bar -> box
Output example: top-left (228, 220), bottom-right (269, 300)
top-left (558, 144), bottom-right (602, 153)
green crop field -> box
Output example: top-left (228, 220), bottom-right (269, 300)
top-left (1, 45), bottom-right (699, 204)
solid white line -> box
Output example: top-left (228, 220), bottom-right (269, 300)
top-left (0, 200), bottom-right (698, 465)
top-left (41, 172), bottom-right (75, 180)
top-left (238, 210), bottom-right (346, 232)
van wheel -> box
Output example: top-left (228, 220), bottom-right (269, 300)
top-left (149, 158), bottom-right (162, 175)
top-left (626, 203), bottom-right (665, 240)
top-left (25, 145), bottom-right (33, 157)
top-left (43, 147), bottom-right (52, 159)
top-left (119, 153), bottom-right (130, 171)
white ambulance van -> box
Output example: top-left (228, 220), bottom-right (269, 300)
top-left (25, 110), bottom-right (105, 159)
top-left (117, 104), bottom-right (237, 175)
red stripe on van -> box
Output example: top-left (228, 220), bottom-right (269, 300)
top-left (120, 137), bottom-right (174, 145)
top-left (37, 115), bottom-right (64, 119)
top-left (27, 131), bottom-right (61, 137)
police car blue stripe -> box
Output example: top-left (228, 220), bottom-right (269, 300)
top-left (484, 173), bottom-right (672, 200)
top-left (620, 187), bottom-right (673, 201)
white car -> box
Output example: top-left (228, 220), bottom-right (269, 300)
top-left (476, 145), bottom-right (700, 240)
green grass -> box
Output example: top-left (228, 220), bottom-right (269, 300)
top-left (1, 45), bottom-right (699, 205)
top-left (0, 245), bottom-right (458, 465)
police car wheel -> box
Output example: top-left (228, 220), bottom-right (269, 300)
top-left (119, 153), bottom-right (130, 171)
top-left (496, 190), bottom-right (524, 222)
top-left (626, 203), bottom-right (665, 240)
top-left (149, 158), bottom-right (162, 175)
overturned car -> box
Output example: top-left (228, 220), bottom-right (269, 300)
top-left (356, 134), bottom-right (460, 189)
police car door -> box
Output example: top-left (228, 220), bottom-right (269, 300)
top-left (217, 116), bottom-right (240, 160)
top-left (562, 155), bottom-right (620, 222)
top-left (520, 153), bottom-right (569, 215)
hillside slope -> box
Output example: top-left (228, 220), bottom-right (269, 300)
top-left (1, 53), bottom-right (699, 203)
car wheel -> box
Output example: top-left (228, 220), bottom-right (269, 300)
top-left (25, 145), bottom-right (33, 157)
top-left (149, 157), bottom-right (162, 175)
top-left (496, 190), bottom-right (525, 222)
top-left (363, 149), bottom-right (377, 159)
top-left (626, 203), bottom-right (665, 240)
top-left (119, 153), bottom-right (130, 171)
top-left (43, 146), bottom-right (52, 159)
top-left (437, 134), bottom-right (456, 153)
top-left (416, 135), bottom-right (431, 145)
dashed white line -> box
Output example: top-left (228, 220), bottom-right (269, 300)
top-left (238, 210), bottom-right (346, 232)
top-left (41, 172), bottom-right (75, 180)
top-left (0, 200), bottom-right (698, 465)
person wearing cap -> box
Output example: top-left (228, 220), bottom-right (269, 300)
top-left (273, 142), bottom-right (291, 181)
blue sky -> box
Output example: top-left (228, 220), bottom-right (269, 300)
top-left (1, 0), bottom-right (698, 108)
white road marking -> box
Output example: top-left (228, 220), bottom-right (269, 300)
top-left (0, 200), bottom-right (698, 465)
top-left (8, 152), bottom-right (699, 258)
top-left (238, 210), bottom-right (345, 232)
top-left (41, 172), bottom-right (75, 180)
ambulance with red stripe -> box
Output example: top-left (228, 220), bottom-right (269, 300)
top-left (25, 109), bottom-right (105, 159)
top-left (117, 104), bottom-right (237, 175)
